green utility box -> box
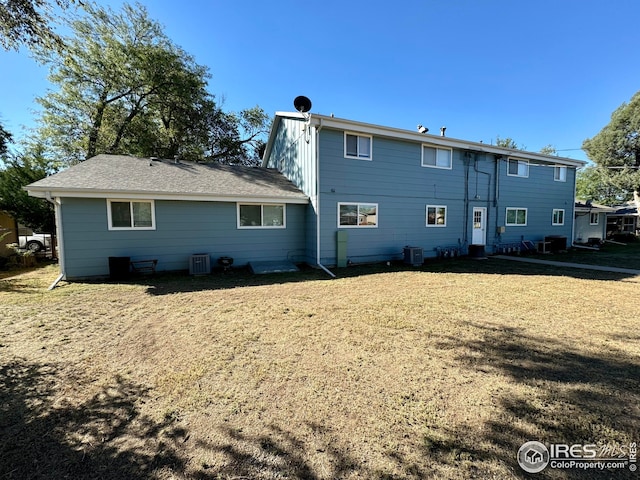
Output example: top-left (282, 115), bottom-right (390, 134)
top-left (336, 230), bottom-right (348, 268)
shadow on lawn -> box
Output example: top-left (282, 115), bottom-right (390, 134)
top-left (424, 323), bottom-right (640, 479)
top-left (0, 360), bottom-right (188, 479)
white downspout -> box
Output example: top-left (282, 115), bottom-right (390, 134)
top-left (314, 119), bottom-right (336, 278)
top-left (45, 192), bottom-right (65, 289)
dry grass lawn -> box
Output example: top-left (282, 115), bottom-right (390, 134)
top-left (1, 258), bottom-right (639, 479)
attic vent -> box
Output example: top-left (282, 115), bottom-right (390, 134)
top-left (189, 254), bottom-right (210, 275)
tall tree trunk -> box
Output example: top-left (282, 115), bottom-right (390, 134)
top-left (86, 92), bottom-right (108, 159)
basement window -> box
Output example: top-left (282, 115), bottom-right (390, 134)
top-left (107, 200), bottom-right (155, 230)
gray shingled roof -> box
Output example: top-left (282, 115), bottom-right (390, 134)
top-left (27, 154), bottom-right (308, 202)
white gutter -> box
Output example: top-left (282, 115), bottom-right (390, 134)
top-left (45, 192), bottom-right (65, 289)
top-left (314, 118), bottom-right (336, 278)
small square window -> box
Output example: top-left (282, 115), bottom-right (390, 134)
top-left (552, 209), bottom-right (565, 226)
top-left (507, 159), bottom-right (529, 177)
top-left (554, 165), bottom-right (567, 182)
top-left (589, 213), bottom-right (599, 225)
top-left (426, 205), bottom-right (447, 226)
top-left (344, 133), bottom-right (372, 160)
top-left (422, 145), bottom-right (452, 169)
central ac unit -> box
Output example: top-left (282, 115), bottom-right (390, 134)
top-left (189, 254), bottom-right (210, 275)
top-left (403, 247), bottom-right (423, 266)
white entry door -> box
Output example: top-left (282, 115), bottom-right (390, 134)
top-left (472, 207), bottom-right (487, 245)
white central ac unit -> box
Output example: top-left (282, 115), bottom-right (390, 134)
top-left (189, 254), bottom-right (210, 275)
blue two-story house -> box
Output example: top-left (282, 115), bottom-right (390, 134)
top-left (26, 110), bottom-right (584, 279)
top-left (263, 111), bottom-right (585, 268)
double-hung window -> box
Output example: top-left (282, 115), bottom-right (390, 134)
top-left (422, 145), bottom-right (452, 169)
top-left (554, 165), bottom-right (567, 182)
top-left (338, 203), bottom-right (378, 227)
top-left (238, 203), bottom-right (285, 228)
top-left (506, 207), bottom-right (527, 226)
top-left (107, 200), bottom-right (155, 230)
top-left (426, 205), bottom-right (447, 226)
top-left (552, 209), bottom-right (565, 226)
top-left (507, 158), bottom-right (529, 177)
top-left (344, 133), bottom-right (372, 160)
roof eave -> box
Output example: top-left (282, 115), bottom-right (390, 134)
top-left (272, 112), bottom-right (587, 167)
top-left (26, 187), bottom-right (309, 204)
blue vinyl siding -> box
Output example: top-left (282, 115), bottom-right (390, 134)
top-left (496, 159), bottom-right (575, 245)
top-left (264, 117), bottom-right (315, 197)
top-left (263, 116), bottom-right (579, 266)
top-left (317, 129), bottom-right (470, 264)
top-left (60, 198), bottom-right (306, 279)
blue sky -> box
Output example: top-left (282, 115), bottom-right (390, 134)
top-left (2, 0), bottom-right (639, 162)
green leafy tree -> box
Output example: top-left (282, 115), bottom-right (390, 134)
top-left (539, 144), bottom-right (557, 155)
top-left (495, 136), bottom-right (525, 150)
top-left (0, 120), bottom-right (12, 157)
top-left (0, 0), bottom-right (74, 51)
top-left (0, 145), bottom-right (56, 232)
top-left (576, 165), bottom-right (630, 206)
top-left (34, 2), bottom-right (269, 165)
top-left (582, 91), bottom-right (640, 199)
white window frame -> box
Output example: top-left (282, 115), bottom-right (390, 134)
top-left (426, 205), bottom-right (447, 227)
top-left (107, 199), bottom-right (156, 231)
top-left (507, 158), bottom-right (529, 178)
top-left (505, 207), bottom-right (527, 226)
top-left (344, 132), bottom-right (372, 160)
top-left (421, 145), bottom-right (452, 169)
top-left (554, 165), bottom-right (567, 182)
top-left (338, 202), bottom-right (378, 228)
top-left (590, 213), bottom-right (599, 225)
top-left (552, 209), bottom-right (565, 226)
top-left (237, 203), bottom-right (286, 229)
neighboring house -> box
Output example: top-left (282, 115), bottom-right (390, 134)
top-left (0, 210), bottom-right (18, 256)
top-left (263, 111), bottom-right (585, 266)
top-left (25, 112), bottom-right (585, 279)
top-left (607, 203), bottom-right (638, 237)
top-left (573, 201), bottom-right (615, 244)
top-left (26, 155), bottom-right (308, 279)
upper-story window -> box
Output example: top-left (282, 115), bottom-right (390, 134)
top-left (344, 133), bottom-right (372, 160)
top-left (554, 165), bottom-right (567, 182)
top-left (422, 145), bottom-right (452, 169)
top-left (507, 158), bottom-right (529, 177)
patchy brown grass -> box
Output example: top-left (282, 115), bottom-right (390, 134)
top-left (1, 260), bottom-right (639, 479)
